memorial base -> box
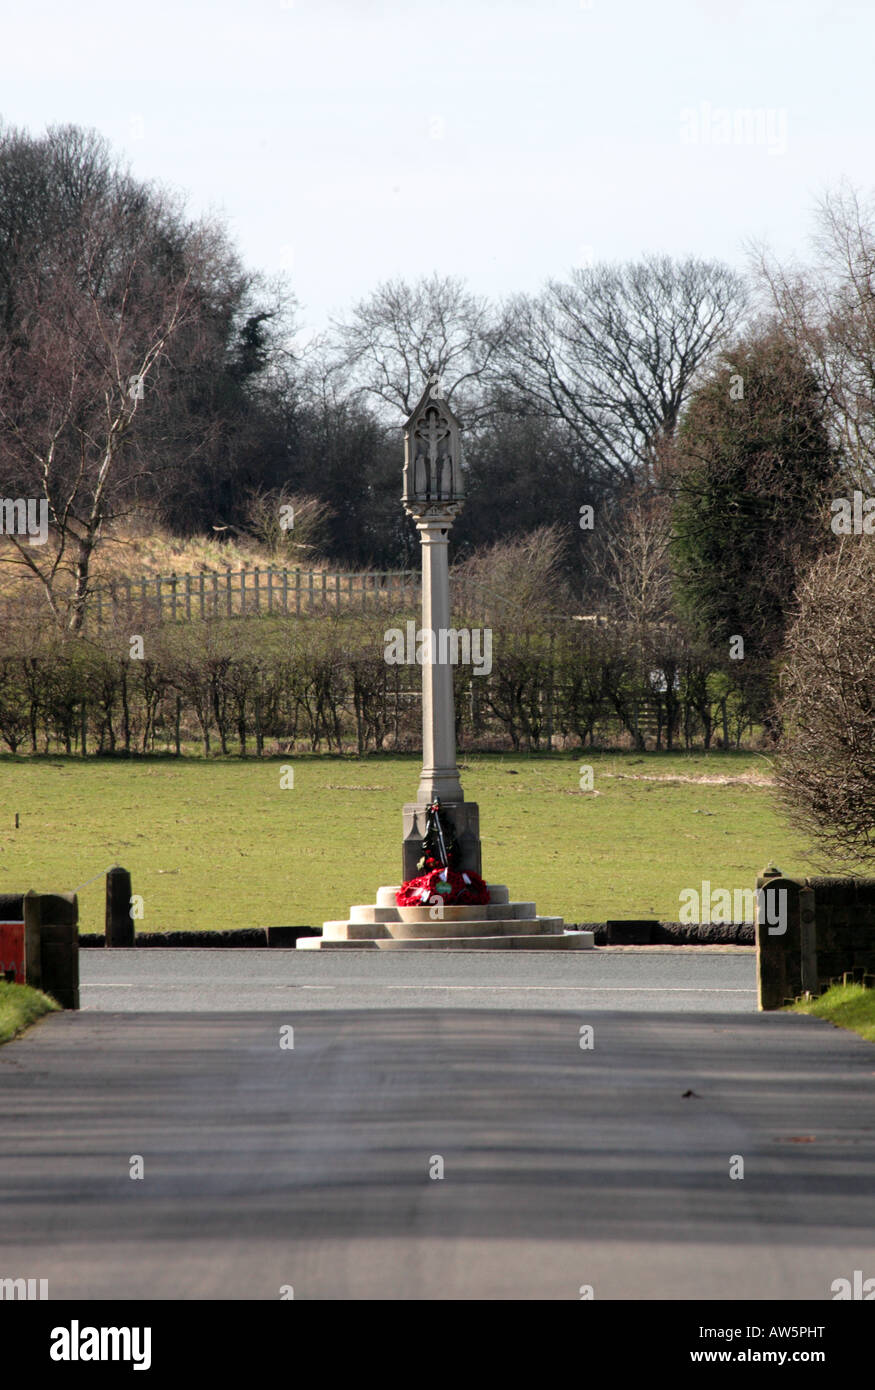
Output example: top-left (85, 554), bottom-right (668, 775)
top-left (402, 800), bottom-right (482, 882)
top-left (296, 884), bottom-right (594, 950)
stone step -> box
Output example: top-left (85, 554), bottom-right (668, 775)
top-left (398, 901), bottom-right (536, 922)
top-left (349, 901), bottom-right (537, 924)
top-left (322, 916), bottom-right (564, 941)
top-left (298, 930), bottom-right (594, 951)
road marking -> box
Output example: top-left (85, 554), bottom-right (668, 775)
top-left (83, 982), bottom-right (336, 989)
top-left (384, 985), bottom-right (753, 992)
top-left (83, 982), bottom-right (750, 993)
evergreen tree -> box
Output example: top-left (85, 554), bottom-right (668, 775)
top-left (670, 329), bottom-right (839, 659)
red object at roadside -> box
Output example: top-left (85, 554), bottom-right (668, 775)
top-left (396, 868), bottom-right (490, 907)
top-left (0, 921), bottom-right (25, 984)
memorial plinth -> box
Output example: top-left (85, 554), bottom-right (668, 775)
top-left (297, 884), bottom-right (593, 950)
top-left (298, 376), bottom-right (591, 951)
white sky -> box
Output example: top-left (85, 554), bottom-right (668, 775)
top-left (1, 0), bottom-right (872, 337)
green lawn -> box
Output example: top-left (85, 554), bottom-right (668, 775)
top-left (789, 982), bottom-right (875, 1043)
top-left (0, 980), bottom-right (60, 1046)
top-left (0, 750), bottom-right (817, 933)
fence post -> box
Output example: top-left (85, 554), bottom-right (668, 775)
top-left (106, 866), bottom-right (134, 948)
top-left (283, 570), bottom-right (289, 613)
top-left (267, 568), bottom-right (273, 614)
top-left (226, 570), bottom-right (233, 618)
top-left (295, 569), bottom-right (301, 616)
top-left (199, 573), bottom-right (205, 619)
top-left (545, 631), bottom-right (555, 750)
top-left (185, 574), bottom-right (192, 621)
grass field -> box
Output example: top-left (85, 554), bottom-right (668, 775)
top-left (0, 750), bottom-right (819, 934)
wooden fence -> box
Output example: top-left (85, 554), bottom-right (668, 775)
top-left (87, 568), bottom-right (421, 625)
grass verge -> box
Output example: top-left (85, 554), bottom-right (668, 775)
top-left (0, 981), bottom-right (60, 1046)
top-left (789, 982), bottom-right (875, 1043)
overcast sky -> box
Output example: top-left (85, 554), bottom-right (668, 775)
top-left (2, 0), bottom-right (873, 338)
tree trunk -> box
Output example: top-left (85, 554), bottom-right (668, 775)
top-left (121, 669), bottom-right (131, 753)
top-left (69, 533), bottom-right (98, 632)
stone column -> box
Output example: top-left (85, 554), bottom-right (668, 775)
top-left (416, 516), bottom-right (464, 805)
top-left (402, 513), bottom-right (481, 881)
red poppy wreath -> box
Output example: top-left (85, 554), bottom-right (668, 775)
top-left (396, 866), bottom-right (490, 907)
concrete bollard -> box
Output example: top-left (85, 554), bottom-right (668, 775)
top-left (106, 866), bottom-right (134, 948)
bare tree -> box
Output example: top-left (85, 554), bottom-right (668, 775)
top-left (593, 492), bottom-right (673, 628)
top-left (494, 255), bottom-right (746, 487)
top-left (243, 487), bottom-right (334, 561)
top-left (774, 536), bottom-right (875, 864)
top-left (452, 523), bottom-right (571, 627)
top-left (757, 184), bottom-right (875, 491)
top-left (0, 124), bottom-right (298, 619)
top-left (0, 197), bottom-right (210, 629)
top-left (327, 273), bottom-right (502, 421)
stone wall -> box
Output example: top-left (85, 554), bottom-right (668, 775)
top-left (588, 920), bottom-right (755, 945)
top-left (755, 870), bottom-right (875, 1010)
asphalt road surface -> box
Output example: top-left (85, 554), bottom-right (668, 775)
top-left (1, 947), bottom-right (873, 1300)
top-left (78, 945), bottom-right (758, 1012)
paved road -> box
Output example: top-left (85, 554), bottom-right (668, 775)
top-left (2, 994), bottom-right (873, 1299)
top-left (78, 946), bottom-right (758, 1012)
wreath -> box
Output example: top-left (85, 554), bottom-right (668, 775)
top-left (396, 798), bottom-right (490, 906)
top-left (396, 865), bottom-right (490, 907)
